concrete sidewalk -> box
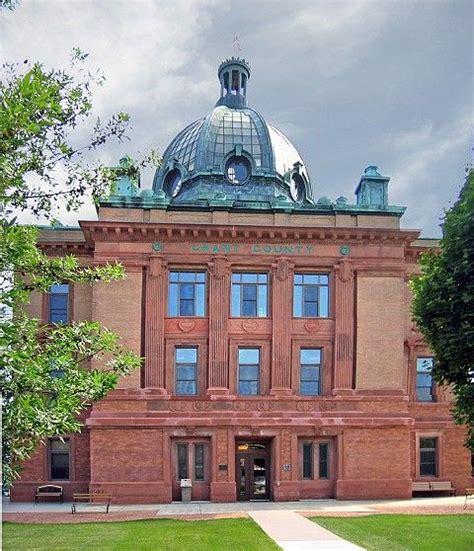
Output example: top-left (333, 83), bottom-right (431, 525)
top-left (249, 510), bottom-right (365, 551)
top-left (2, 495), bottom-right (468, 515)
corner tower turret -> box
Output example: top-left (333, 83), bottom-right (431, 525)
top-left (355, 165), bottom-right (390, 207)
top-left (216, 57), bottom-right (251, 109)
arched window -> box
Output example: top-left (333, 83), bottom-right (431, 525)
top-left (231, 70), bottom-right (239, 95)
top-left (223, 72), bottom-right (229, 95)
top-left (241, 73), bottom-right (247, 96)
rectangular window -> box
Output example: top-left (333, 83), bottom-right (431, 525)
top-left (319, 443), bottom-right (329, 479)
top-left (168, 272), bottom-right (206, 317)
top-left (48, 284), bottom-right (69, 323)
top-left (238, 348), bottom-right (260, 396)
top-left (175, 347), bottom-right (198, 395)
top-left (416, 357), bottom-right (435, 402)
top-left (300, 349), bottom-right (322, 396)
top-left (177, 443), bottom-right (188, 479)
top-left (420, 437), bottom-right (437, 477)
top-left (194, 443), bottom-right (205, 481)
top-left (301, 441), bottom-right (331, 480)
top-left (231, 273), bottom-right (268, 317)
top-left (293, 274), bottom-right (329, 317)
top-left (49, 438), bottom-right (70, 480)
top-left (302, 443), bottom-right (313, 479)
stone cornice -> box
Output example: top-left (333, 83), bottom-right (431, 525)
top-left (79, 220), bottom-right (420, 246)
top-left (405, 244), bottom-right (439, 261)
top-left (37, 240), bottom-right (93, 256)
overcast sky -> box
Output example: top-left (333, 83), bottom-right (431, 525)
top-left (2, 0), bottom-right (472, 236)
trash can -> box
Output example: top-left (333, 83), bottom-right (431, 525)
top-left (180, 478), bottom-right (192, 502)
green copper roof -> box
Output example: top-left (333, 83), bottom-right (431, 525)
top-left (103, 60), bottom-right (406, 219)
top-left (153, 58), bottom-right (313, 205)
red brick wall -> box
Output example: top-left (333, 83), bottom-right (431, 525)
top-left (90, 429), bottom-right (164, 482)
top-left (337, 427), bottom-right (412, 499)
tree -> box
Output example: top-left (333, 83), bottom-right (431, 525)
top-left (0, 51), bottom-right (149, 485)
top-left (411, 169), bottom-right (474, 448)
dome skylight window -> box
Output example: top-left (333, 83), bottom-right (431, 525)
top-left (165, 169), bottom-right (183, 197)
top-left (226, 156), bottom-right (250, 185)
top-left (289, 173), bottom-right (305, 202)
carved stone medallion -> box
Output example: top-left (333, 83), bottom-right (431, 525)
top-left (178, 320), bottom-right (195, 333)
top-left (242, 319), bottom-right (258, 333)
top-left (304, 319), bottom-right (321, 333)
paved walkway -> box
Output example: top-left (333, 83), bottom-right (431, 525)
top-left (3, 495), bottom-right (469, 516)
top-left (3, 496), bottom-right (470, 549)
top-left (249, 510), bottom-right (365, 551)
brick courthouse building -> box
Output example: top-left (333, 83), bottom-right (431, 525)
top-left (13, 58), bottom-right (472, 503)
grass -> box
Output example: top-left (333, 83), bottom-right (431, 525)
top-left (2, 517), bottom-right (280, 551)
top-left (312, 514), bottom-right (473, 551)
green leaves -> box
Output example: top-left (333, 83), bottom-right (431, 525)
top-left (1, 314), bottom-right (142, 485)
top-left (0, 220), bottom-right (142, 486)
top-left (0, 54), bottom-right (131, 216)
top-left (0, 220), bottom-right (125, 309)
top-left (0, 49), bottom-right (147, 486)
top-left (411, 170), bottom-right (474, 448)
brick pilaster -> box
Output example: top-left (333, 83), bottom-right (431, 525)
top-left (333, 258), bottom-right (354, 391)
top-left (144, 256), bottom-right (168, 391)
top-left (271, 258), bottom-right (293, 395)
top-left (207, 257), bottom-right (230, 394)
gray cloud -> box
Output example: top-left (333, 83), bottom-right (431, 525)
top-left (3, 0), bottom-right (472, 236)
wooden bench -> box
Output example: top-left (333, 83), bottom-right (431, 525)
top-left (71, 493), bottom-right (112, 514)
top-left (35, 485), bottom-right (63, 504)
top-left (412, 481), bottom-right (431, 495)
top-left (430, 481), bottom-right (456, 496)
top-left (464, 487), bottom-right (474, 509)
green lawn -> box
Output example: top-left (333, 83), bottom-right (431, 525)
top-left (2, 518), bottom-right (280, 551)
top-left (312, 514), bottom-right (473, 551)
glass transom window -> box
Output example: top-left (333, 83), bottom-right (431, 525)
top-left (231, 273), bottom-right (268, 317)
top-left (293, 273), bottom-right (329, 317)
top-left (238, 348), bottom-right (260, 396)
top-left (168, 272), bottom-right (206, 317)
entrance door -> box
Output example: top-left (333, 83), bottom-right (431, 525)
top-left (236, 441), bottom-right (270, 500)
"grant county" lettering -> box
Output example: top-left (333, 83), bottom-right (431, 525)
top-left (252, 244), bottom-right (314, 254)
top-left (188, 243), bottom-right (314, 254)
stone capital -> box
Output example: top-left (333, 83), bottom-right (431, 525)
top-left (149, 256), bottom-right (167, 278)
top-left (272, 257), bottom-right (293, 282)
top-left (335, 258), bottom-right (354, 283)
top-left (209, 256), bottom-right (229, 279)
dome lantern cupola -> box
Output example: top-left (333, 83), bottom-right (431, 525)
top-left (216, 57), bottom-right (251, 109)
